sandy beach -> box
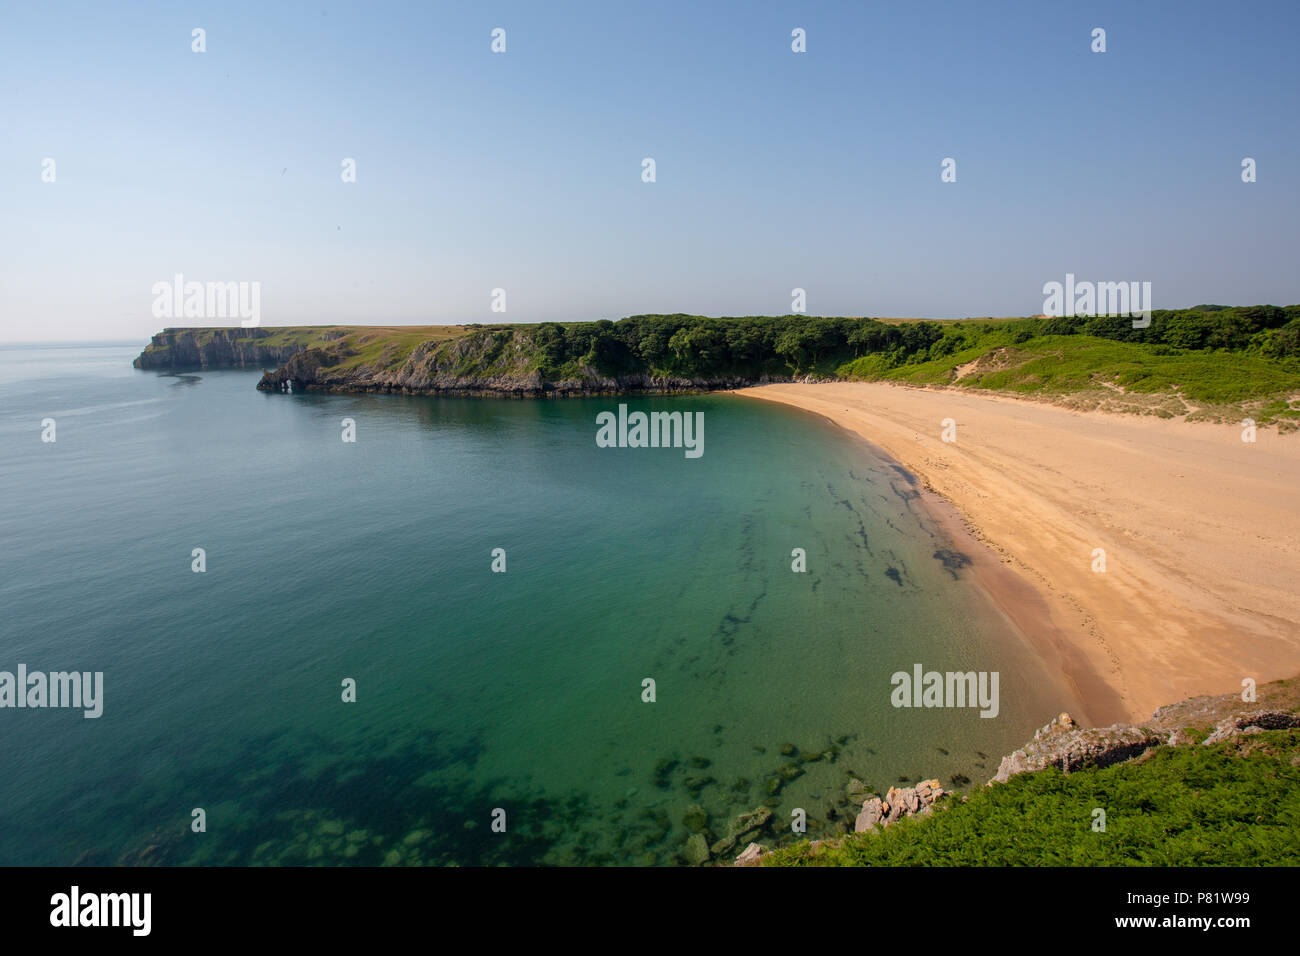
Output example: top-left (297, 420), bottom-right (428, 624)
top-left (738, 382), bottom-right (1300, 725)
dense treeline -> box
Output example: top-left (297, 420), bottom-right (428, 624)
top-left (1027, 305), bottom-right (1300, 356)
top-left (502, 306), bottom-right (1300, 379)
top-left (524, 314), bottom-right (949, 378)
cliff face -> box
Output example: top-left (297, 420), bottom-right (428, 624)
top-left (135, 324), bottom-right (804, 395)
top-left (133, 328), bottom-right (308, 370)
top-left (255, 348), bottom-right (786, 397)
top-left (254, 325), bottom-right (801, 397)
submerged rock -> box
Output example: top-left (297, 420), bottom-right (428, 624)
top-left (682, 804), bottom-right (709, 834)
top-left (684, 775), bottom-right (716, 798)
top-left (729, 806), bottom-right (772, 836)
top-left (682, 833), bottom-right (711, 866)
top-left (652, 758), bottom-right (680, 789)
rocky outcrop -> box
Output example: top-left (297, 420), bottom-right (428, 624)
top-left (989, 704), bottom-right (1300, 784)
top-left (854, 779), bottom-right (945, 832)
top-left (733, 843), bottom-right (767, 866)
top-left (989, 713), bottom-right (1161, 784)
top-left (1201, 710), bottom-right (1300, 746)
top-left (133, 328), bottom-right (307, 369)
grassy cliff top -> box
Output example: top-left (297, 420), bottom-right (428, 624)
top-left (152, 324), bottom-right (468, 349)
top-left (142, 307), bottom-right (1300, 423)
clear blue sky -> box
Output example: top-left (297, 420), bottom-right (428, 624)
top-left (2, 0), bottom-right (1297, 341)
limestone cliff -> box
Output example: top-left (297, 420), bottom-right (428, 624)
top-left (133, 328), bottom-right (309, 370)
top-left (252, 324), bottom-right (798, 397)
top-left (135, 323), bottom-right (807, 396)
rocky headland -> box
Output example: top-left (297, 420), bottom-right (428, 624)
top-left (253, 340), bottom-right (786, 397)
top-left (133, 327), bottom-right (309, 370)
top-left (132, 323), bottom-right (804, 397)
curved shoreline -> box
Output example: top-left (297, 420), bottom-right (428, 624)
top-left (735, 382), bottom-right (1300, 724)
top-left (907, 471), bottom-right (1126, 727)
top-left (754, 396), bottom-right (1121, 727)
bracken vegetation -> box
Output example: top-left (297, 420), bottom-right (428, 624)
top-left (762, 728), bottom-right (1300, 866)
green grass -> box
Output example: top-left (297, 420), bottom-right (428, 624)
top-left (147, 311), bottom-right (1300, 422)
top-left (324, 327), bottom-right (464, 375)
top-left (839, 335), bottom-right (1300, 407)
top-left (763, 729), bottom-right (1300, 866)
top-left (190, 325), bottom-right (467, 375)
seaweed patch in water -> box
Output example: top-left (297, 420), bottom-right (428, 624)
top-left (96, 729), bottom-right (602, 867)
top-left (932, 548), bottom-right (973, 579)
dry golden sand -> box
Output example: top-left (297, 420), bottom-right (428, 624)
top-left (737, 382), bottom-right (1300, 725)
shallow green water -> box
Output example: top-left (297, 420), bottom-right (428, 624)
top-left (0, 345), bottom-right (1066, 865)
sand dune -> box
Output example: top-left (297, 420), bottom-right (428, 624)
top-left (738, 382), bottom-right (1300, 724)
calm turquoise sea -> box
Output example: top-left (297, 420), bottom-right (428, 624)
top-left (0, 344), bottom-right (1066, 865)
